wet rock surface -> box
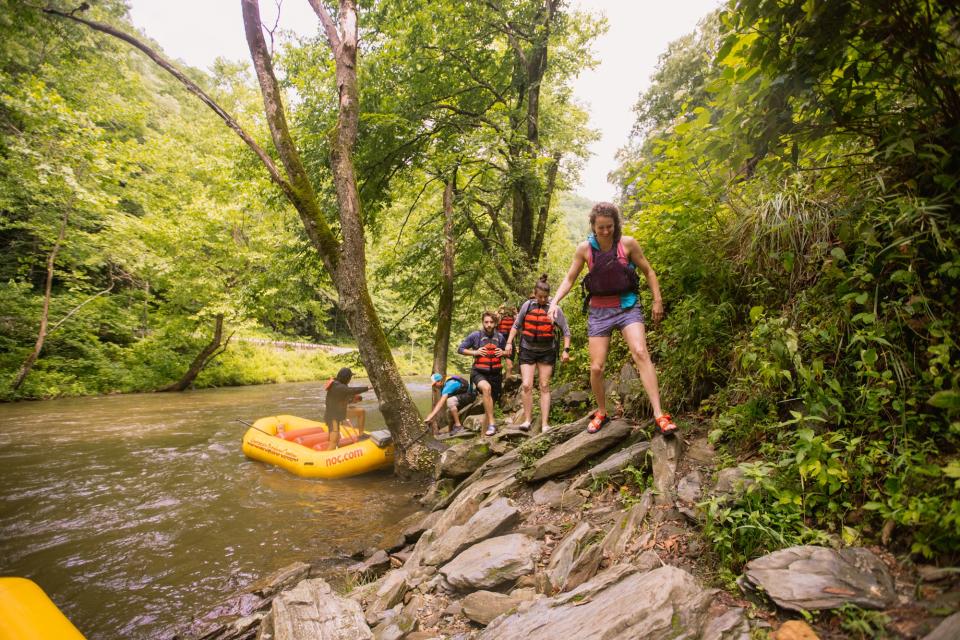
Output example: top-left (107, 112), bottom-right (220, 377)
top-left (176, 405), bottom-right (954, 640)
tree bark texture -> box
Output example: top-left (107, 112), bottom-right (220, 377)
top-left (491, 0), bottom-right (563, 293)
top-left (306, 0), bottom-right (436, 472)
top-left (431, 174), bottom-right (457, 400)
top-left (11, 211), bottom-right (67, 392)
top-left (159, 314), bottom-right (230, 392)
top-left (48, 2), bottom-right (436, 473)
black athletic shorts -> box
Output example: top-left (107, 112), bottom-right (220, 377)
top-left (470, 370), bottom-right (502, 401)
top-left (518, 348), bottom-right (556, 366)
top-left (448, 390), bottom-right (477, 408)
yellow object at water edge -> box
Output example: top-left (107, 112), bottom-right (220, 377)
top-left (0, 577), bottom-right (86, 640)
top-left (241, 414), bottom-right (394, 479)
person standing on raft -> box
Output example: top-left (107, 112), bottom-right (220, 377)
top-left (457, 311), bottom-right (506, 437)
top-left (548, 202), bottom-right (678, 436)
top-left (505, 274), bottom-right (571, 432)
top-left (323, 367), bottom-right (370, 449)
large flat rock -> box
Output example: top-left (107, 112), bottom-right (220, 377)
top-left (272, 578), bottom-right (372, 640)
top-left (742, 546), bottom-right (896, 611)
top-left (480, 565), bottom-right (716, 640)
top-left (529, 419), bottom-right (632, 481)
top-left (440, 533), bottom-right (540, 591)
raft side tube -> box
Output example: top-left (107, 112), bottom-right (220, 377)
top-left (0, 577), bottom-right (86, 640)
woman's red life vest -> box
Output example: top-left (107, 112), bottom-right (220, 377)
top-left (473, 334), bottom-right (503, 372)
top-left (585, 240), bottom-right (638, 296)
top-left (497, 315), bottom-right (514, 334)
top-left (521, 304), bottom-right (554, 343)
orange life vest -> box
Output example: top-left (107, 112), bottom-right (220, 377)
top-left (497, 315), bottom-right (514, 334)
top-left (521, 304), bottom-right (554, 343)
top-left (473, 334), bottom-right (503, 372)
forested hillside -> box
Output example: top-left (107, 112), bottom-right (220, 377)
top-left (610, 1), bottom-right (959, 567)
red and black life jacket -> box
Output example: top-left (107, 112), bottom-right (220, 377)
top-left (473, 334), bottom-right (503, 372)
top-left (521, 304), bottom-right (554, 343)
top-left (497, 314), bottom-right (514, 335)
top-left (584, 240), bottom-right (639, 297)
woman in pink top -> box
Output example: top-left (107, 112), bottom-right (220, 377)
top-left (548, 202), bottom-right (678, 436)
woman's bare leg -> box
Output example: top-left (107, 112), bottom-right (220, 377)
top-left (520, 363), bottom-right (536, 425)
top-left (537, 361), bottom-right (554, 429)
top-left (589, 336), bottom-right (611, 416)
top-left (620, 322), bottom-right (664, 416)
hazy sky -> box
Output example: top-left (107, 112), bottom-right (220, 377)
top-left (127, 0), bottom-right (720, 202)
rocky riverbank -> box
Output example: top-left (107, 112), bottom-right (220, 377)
top-left (168, 379), bottom-right (959, 640)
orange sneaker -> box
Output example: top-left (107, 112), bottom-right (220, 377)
top-left (654, 413), bottom-right (677, 435)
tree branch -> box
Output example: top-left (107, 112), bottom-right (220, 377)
top-left (306, 0), bottom-right (342, 53)
top-left (42, 7), bottom-right (294, 201)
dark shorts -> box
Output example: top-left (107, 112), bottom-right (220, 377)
top-left (518, 349), bottom-right (556, 366)
top-left (587, 304), bottom-right (645, 338)
top-left (471, 370), bottom-right (502, 401)
top-left (447, 390), bottom-right (477, 408)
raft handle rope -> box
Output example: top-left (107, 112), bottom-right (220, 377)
top-left (235, 418), bottom-right (276, 437)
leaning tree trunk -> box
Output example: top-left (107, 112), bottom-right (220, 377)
top-left (431, 174), bottom-right (457, 404)
top-left (158, 314), bottom-right (230, 392)
top-left (47, 1), bottom-right (437, 473)
top-left (11, 211), bottom-right (67, 392)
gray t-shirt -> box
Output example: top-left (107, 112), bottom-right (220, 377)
top-left (512, 298), bottom-right (570, 352)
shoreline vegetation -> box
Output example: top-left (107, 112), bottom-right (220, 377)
top-left (0, 339), bottom-right (439, 402)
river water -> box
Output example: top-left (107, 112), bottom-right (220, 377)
top-left (0, 380), bottom-right (432, 639)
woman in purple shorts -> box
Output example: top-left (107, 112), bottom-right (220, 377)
top-left (548, 202), bottom-right (678, 436)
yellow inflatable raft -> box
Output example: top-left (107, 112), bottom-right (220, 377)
top-left (241, 414), bottom-right (394, 479)
top-left (0, 577), bottom-right (86, 640)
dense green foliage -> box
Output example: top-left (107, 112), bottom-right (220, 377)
top-left (613, 1), bottom-right (959, 568)
top-left (0, 2), bottom-right (344, 399)
top-left (4, 0), bottom-right (956, 570)
top-left (0, 0), bottom-right (599, 399)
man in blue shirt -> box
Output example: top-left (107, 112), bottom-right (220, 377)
top-left (423, 373), bottom-right (475, 435)
top-left (457, 311), bottom-right (506, 436)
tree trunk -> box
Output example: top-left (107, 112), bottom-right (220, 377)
top-left (11, 211), bottom-right (67, 392)
top-left (505, 0), bottom-right (560, 279)
top-left (431, 174), bottom-right (457, 404)
top-left (159, 314), bottom-right (230, 392)
top-left (307, 0), bottom-right (437, 472)
top-left (49, 1), bottom-right (437, 473)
